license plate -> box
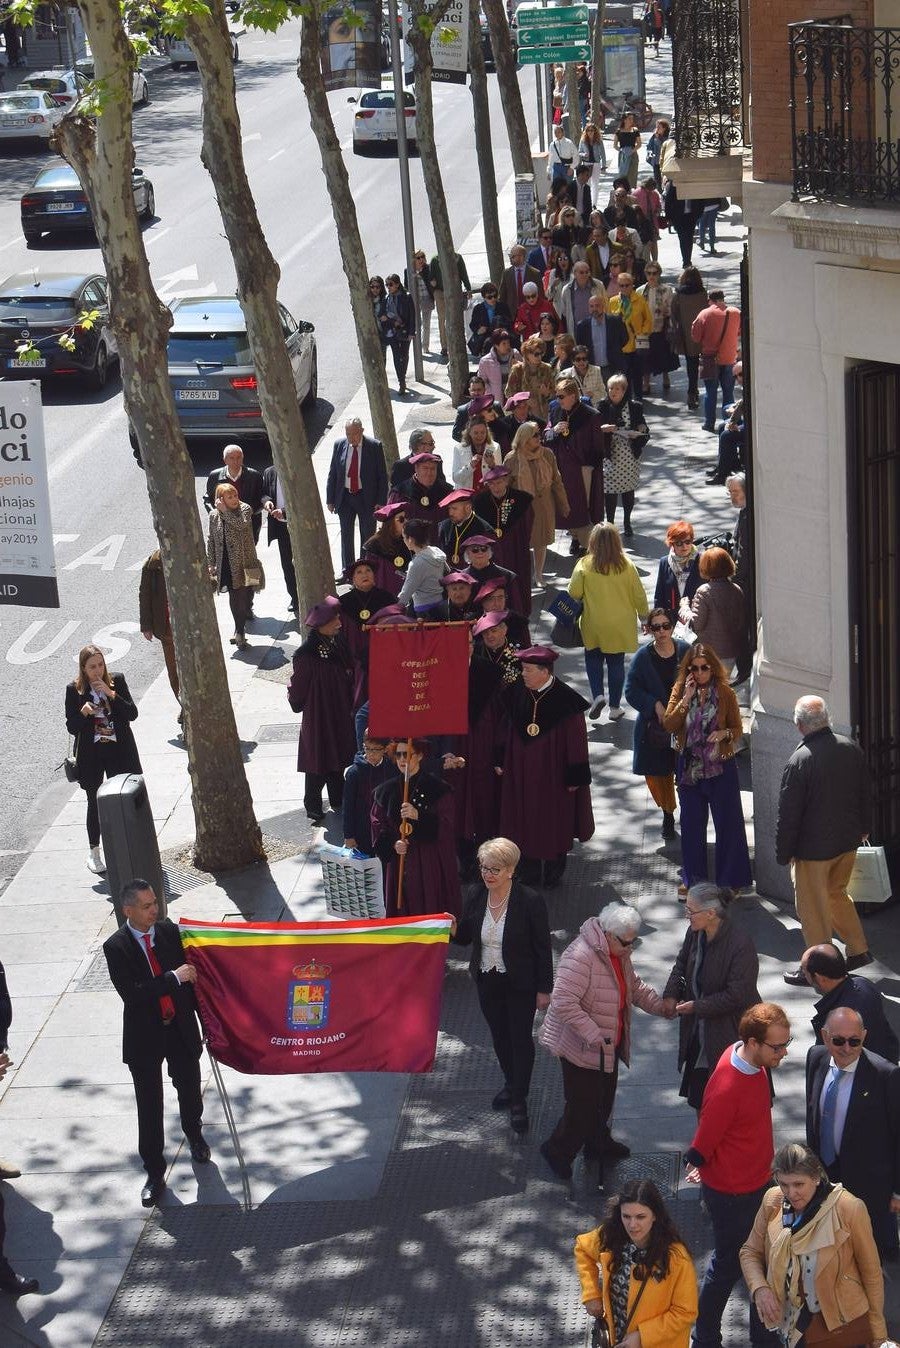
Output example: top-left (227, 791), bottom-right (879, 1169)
top-left (7, 357), bottom-right (47, 369)
top-left (1, 118), bottom-right (27, 127)
top-left (176, 389), bottom-right (219, 401)
top-left (46, 201), bottom-right (78, 212)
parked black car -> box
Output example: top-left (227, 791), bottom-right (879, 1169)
top-left (0, 272), bottom-right (118, 390)
top-left (21, 162), bottom-right (154, 244)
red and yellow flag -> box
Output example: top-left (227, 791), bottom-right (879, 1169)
top-left (180, 915), bottom-right (452, 1075)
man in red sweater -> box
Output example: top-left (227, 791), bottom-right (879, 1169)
top-left (684, 1002), bottom-right (790, 1347)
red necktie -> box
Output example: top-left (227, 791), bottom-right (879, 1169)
top-left (349, 444), bottom-right (360, 494)
top-left (142, 933), bottom-right (176, 1022)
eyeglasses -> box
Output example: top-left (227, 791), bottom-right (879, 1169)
top-left (619, 284), bottom-right (633, 290)
top-left (394, 749), bottom-right (413, 758)
top-left (650, 622), bottom-right (672, 632)
top-left (763, 1037), bottom-right (793, 1052)
top-left (480, 864), bottom-right (502, 875)
top-left (689, 663), bottom-right (711, 673)
top-left (828, 1035), bottom-right (863, 1048)
top-left (368, 282), bottom-right (381, 289)
top-left (574, 356), bottom-right (588, 363)
top-left (685, 907), bottom-right (704, 917)
top-left (468, 546), bottom-right (490, 553)
top-left (387, 280), bottom-right (399, 288)
top-left (614, 935), bottom-right (638, 948)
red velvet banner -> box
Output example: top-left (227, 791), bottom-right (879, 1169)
top-left (367, 622), bottom-right (470, 737)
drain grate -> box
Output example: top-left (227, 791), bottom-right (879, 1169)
top-left (255, 722), bottom-right (300, 743)
top-left (75, 947), bottom-right (113, 991)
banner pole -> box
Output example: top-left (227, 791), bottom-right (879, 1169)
top-left (397, 736), bottom-right (413, 913)
top-left (206, 1047), bottom-right (253, 1212)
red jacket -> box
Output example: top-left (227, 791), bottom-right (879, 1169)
top-left (685, 1044), bottom-right (773, 1193)
top-left (690, 303), bottom-right (740, 365)
top-left (513, 296), bottom-right (558, 341)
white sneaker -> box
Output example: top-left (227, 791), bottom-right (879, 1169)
top-left (588, 695), bottom-right (606, 720)
top-left (87, 847), bottom-right (106, 875)
top-left (608, 706), bottom-right (625, 721)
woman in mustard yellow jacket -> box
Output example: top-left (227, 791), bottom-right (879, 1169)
top-left (575, 1179), bottom-right (698, 1347)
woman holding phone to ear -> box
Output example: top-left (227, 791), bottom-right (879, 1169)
top-left (663, 643), bottom-right (751, 898)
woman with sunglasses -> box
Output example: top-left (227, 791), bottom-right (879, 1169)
top-left (371, 738), bottom-right (461, 918)
top-left (539, 902), bottom-right (668, 1186)
top-left (376, 274), bottom-right (414, 396)
top-left (654, 520), bottom-right (703, 621)
top-left (624, 605), bottom-right (691, 837)
top-left (546, 250), bottom-right (573, 311)
top-left (575, 1179), bottom-right (697, 1347)
top-left (450, 837), bottom-right (553, 1134)
top-left (663, 644), bottom-right (752, 896)
top-left (362, 501), bottom-right (411, 598)
top-left (469, 285), bottom-right (513, 358)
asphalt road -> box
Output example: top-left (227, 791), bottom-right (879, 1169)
top-left (0, 23), bottom-right (536, 860)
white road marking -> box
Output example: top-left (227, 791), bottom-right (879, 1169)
top-left (144, 226), bottom-right (172, 248)
top-left (6, 619), bottom-right (80, 665)
top-left (242, 132), bottom-right (262, 143)
top-left (0, 235), bottom-right (24, 253)
top-left (48, 403), bottom-right (124, 484)
top-left (156, 264), bottom-right (199, 296)
top-left (63, 535), bottom-right (127, 572)
top-left (268, 148), bottom-right (286, 161)
top-left (277, 177), bottom-right (374, 270)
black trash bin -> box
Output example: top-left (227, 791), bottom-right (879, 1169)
top-left (97, 773), bottom-right (166, 925)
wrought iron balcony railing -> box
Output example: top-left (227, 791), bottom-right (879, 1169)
top-left (789, 20), bottom-right (900, 205)
top-left (672, 0), bottom-right (745, 157)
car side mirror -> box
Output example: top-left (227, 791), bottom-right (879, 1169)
top-left (347, 94), bottom-right (357, 104)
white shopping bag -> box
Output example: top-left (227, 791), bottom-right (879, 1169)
top-left (850, 841), bottom-right (893, 905)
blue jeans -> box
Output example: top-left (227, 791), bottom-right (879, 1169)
top-left (584, 649), bottom-right (625, 706)
top-left (703, 363), bottom-right (735, 430)
top-left (693, 1183), bottom-right (779, 1347)
top-left (698, 205), bottom-right (719, 249)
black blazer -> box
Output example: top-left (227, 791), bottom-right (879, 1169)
top-left (104, 918), bottom-right (203, 1066)
top-left (806, 1045), bottom-right (900, 1214)
top-left (261, 464), bottom-right (289, 545)
top-left (574, 313), bottom-right (627, 371)
top-left (0, 958), bottom-right (10, 1051)
top-left (453, 881), bottom-right (553, 995)
top-left (203, 465), bottom-right (265, 517)
top-left (64, 672), bottom-right (141, 788)
top-left (326, 435), bottom-right (388, 515)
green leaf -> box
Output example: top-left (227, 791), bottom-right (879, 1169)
top-left (8, 0), bottom-right (37, 28)
top-left (13, 341), bottom-right (40, 363)
top-left (57, 334), bottom-right (77, 354)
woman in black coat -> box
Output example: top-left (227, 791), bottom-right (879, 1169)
top-left (653, 519), bottom-right (703, 621)
top-left (65, 643), bottom-right (141, 875)
top-left (452, 836), bottom-right (553, 1135)
top-left (468, 283), bottom-right (513, 357)
top-left (378, 273), bottom-right (415, 395)
top-left (623, 606), bottom-right (691, 838)
top-left (662, 881), bottom-right (761, 1111)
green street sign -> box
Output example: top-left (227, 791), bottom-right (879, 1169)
top-left (518, 42), bottom-right (591, 63)
top-left (516, 3), bottom-right (589, 26)
top-left (518, 26), bottom-right (590, 45)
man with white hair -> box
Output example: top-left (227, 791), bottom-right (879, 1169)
top-left (497, 245), bottom-right (541, 319)
top-left (777, 696), bottom-right (873, 985)
top-left (558, 260), bottom-right (605, 339)
top-left (204, 443), bottom-right (265, 542)
top-left (325, 417), bottom-right (387, 572)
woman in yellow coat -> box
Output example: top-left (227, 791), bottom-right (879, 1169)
top-left (575, 1178), bottom-right (698, 1348)
top-left (568, 521), bottom-right (648, 721)
top-left (608, 271), bottom-right (653, 392)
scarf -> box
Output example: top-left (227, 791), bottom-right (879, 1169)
top-left (515, 446), bottom-right (553, 497)
top-left (767, 1185), bottom-right (843, 1347)
top-left (680, 684), bottom-right (722, 784)
top-left (668, 544), bottom-right (697, 593)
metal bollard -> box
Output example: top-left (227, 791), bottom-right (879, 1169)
top-left (97, 773), bottom-right (166, 925)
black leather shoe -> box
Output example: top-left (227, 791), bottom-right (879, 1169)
top-left (0, 1272), bottom-right (39, 1296)
top-left (510, 1103), bottom-right (529, 1134)
top-left (846, 951), bottom-right (874, 972)
top-left (491, 1086), bottom-right (512, 1110)
top-left (189, 1135), bottom-right (211, 1164)
top-left (662, 812), bottom-right (676, 838)
top-left (539, 1140), bottom-right (572, 1181)
top-left (141, 1177), bottom-right (165, 1208)
top-left (782, 967), bottom-right (809, 988)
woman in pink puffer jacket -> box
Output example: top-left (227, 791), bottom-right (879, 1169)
top-left (539, 902), bottom-right (668, 1185)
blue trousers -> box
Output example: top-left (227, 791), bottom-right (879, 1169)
top-left (703, 363), bottom-right (735, 431)
top-left (584, 649), bottom-right (625, 706)
top-left (677, 760), bottom-right (752, 890)
top-left (694, 1183), bottom-right (779, 1347)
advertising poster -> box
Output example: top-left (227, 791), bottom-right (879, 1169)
top-left (0, 381), bottom-right (59, 608)
top-left (319, 0), bottom-right (382, 92)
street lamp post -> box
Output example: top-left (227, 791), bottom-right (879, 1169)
top-left (386, 0), bottom-right (424, 383)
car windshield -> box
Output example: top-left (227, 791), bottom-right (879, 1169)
top-left (360, 91), bottom-right (414, 109)
top-left (22, 78), bottom-right (67, 92)
top-left (0, 95), bottom-right (44, 111)
top-left (0, 297), bottom-right (77, 320)
top-left (168, 332), bottom-right (253, 366)
top-left (34, 167), bottom-right (79, 188)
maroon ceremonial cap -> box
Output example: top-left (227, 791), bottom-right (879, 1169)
top-left (475, 576), bottom-right (507, 602)
top-left (469, 394), bottom-right (495, 414)
top-left (514, 645), bottom-right (559, 667)
top-left (373, 501), bottom-right (406, 521)
top-left (472, 610), bottom-right (509, 635)
top-left (504, 391), bottom-right (531, 410)
top-left (305, 595), bottom-right (341, 628)
top-left (438, 488), bottom-right (474, 508)
top-left (462, 534), bottom-right (495, 550)
top-left (344, 558), bottom-right (375, 581)
top-left (481, 465), bottom-right (511, 483)
top-left (409, 451), bottom-right (441, 466)
top-left (370, 605), bottom-right (414, 625)
top-left (440, 571), bottom-right (475, 588)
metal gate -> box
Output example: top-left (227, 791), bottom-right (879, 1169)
top-left (847, 361), bottom-right (900, 874)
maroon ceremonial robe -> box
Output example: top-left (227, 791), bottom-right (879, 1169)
top-left (338, 585), bottom-right (397, 709)
top-left (472, 486), bottom-right (534, 615)
top-left (452, 658), bottom-right (506, 847)
top-left (286, 632), bottom-right (356, 775)
top-left (543, 400), bottom-right (603, 530)
top-left (371, 770), bottom-right (462, 918)
top-left (498, 676), bottom-right (594, 860)
top-left (389, 475), bottom-right (451, 529)
top-left (361, 536), bottom-right (411, 598)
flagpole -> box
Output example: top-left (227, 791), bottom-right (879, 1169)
top-left (397, 735), bottom-right (413, 913)
top-left (206, 1046), bottom-right (253, 1212)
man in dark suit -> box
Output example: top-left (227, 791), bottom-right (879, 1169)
top-left (525, 228), bottom-right (556, 276)
top-left (104, 881), bottom-right (209, 1208)
top-left (575, 293), bottom-right (627, 384)
top-left (203, 444), bottom-right (265, 543)
top-left (326, 418), bottom-right (388, 572)
top-left (573, 164), bottom-right (594, 228)
top-left (261, 464), bottom-right (298, 614)
top-left (806, 1006), bottom-right (900, 1258)
top-left (497, 246), bottom-right (542, 320)
top-left (801, 942), bottom-right (899, 1064)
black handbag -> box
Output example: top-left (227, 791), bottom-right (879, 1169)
top-left (551, 616), bottom-right (583, 648)
top-left (589, 1263), bottom-right (650, 1348)
top-left (645, 718), bottom-right (671, 749)
top-left (63, 734), bottom-right (79, 782)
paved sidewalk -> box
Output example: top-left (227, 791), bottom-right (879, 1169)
top-left (3, 43), bottom-right (900, 1348)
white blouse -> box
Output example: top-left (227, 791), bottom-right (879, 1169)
top-left (480, 903), bottom-right (508, 973)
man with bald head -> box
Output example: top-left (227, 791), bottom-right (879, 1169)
top-left (806, 1005), bottom-right (900, 1258)
top-left (574, 292), bottom-right (626, 383)
top-left (801, 942), bottom-right (899, 1063)
top-left (777, 696), bottom-right (873, 984)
